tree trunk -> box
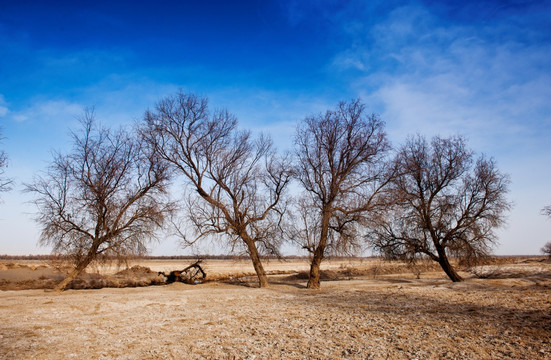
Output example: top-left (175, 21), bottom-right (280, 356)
top-left (242, 234), bottom-right (269, 288)
top-left (53, 253), bottom-right (95, 291)
top-left (307, 249), bottom-right (323, 289)
top-left (436, 248), bottom-right (463, 282)
top-left (307, 208), bottom-right (331, 289)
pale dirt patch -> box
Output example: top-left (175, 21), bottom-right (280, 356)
top-left (0, 258), bottom-right (550, 359)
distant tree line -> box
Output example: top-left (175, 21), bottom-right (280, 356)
top-left (1, 254), bottom-right (539, 261)
top-left (0, 254), bottom-right (374, 261)
top-left (18, 91), bottom-right (520, 290)
top-left (0, 254), bottom-right (56, 261)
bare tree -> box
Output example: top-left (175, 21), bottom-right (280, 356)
top-left (293, 99), bottom-right (392, 289)
top-left (542, 206), bottom-right (551, 259)
top-left (0, 129), bottom-right (13, 195)
top-left (367, 135), bottom-right (511, 282)
top-left (25, 110), bottom-right (173, 291)
top-left (143, 92), bottom-right (292, 288)
top-left (541, 242), bottom-right (551, 259)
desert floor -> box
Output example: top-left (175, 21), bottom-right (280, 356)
top-left (1, 258), bottom-right (550, 359)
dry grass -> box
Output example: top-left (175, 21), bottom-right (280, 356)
top-left (1, 257), bottom-right (550, 359)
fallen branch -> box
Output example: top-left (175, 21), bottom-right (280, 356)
top-left (158, 260), bottom-right (206, 284)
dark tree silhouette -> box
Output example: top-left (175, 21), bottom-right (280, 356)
top-left (542, 242), bottom-right (551, 259)
top-left (26, 111), bottom-right (173, 291)
top-left (367, 135), bottom-right (512, 282)
top-left (293, 99), bottom-right (392, 289)
top-left (0, 129), bottom-right (12, 195)
top-left (143, 92), bottom-right (292, 288)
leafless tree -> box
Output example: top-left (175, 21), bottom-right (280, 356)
top-left (143, 92), bottom-right (292, 288)
top-left (25, 110), bottom-right (173, 291)
top-left (542, 206), bottom-right (551, 258)
top-left (541, 242), bottom-right (551, 259)
top-left (293, 99), bottom-right (392, 289)
top-left (367, 135), bottom-right (512, 282)
top-left (0, 129), bottom-right (13, 195)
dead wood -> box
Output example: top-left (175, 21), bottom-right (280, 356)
top-left (158, 260), bottom-right (206, 284)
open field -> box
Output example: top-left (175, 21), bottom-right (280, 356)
top-left (1, 258), bottom-right (550, 359)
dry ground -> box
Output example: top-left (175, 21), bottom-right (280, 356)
top-left (0, 258), bottom-right (550, 359)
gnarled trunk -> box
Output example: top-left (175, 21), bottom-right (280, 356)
top-left (307, 209), bottom-right (330, 289)
top-left (54, 240), bottom-right (101, 291)
top-left (54, 253), bottom-right (96, 291)
top-left (436, 246), bottom-right (463, 282)
top-left (242, 233), bottom-right (269, 288)
top-left (307, 249), bottom-right (323, 289)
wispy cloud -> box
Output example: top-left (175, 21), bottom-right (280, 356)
top-left (1, 0), bottom-right (549, 256)
top-left (328, 3), bottom-right (551, 153)
top-left (7, 99), bottom-right (82, 124)
top-left (325, 1), bottom-right (551, 254)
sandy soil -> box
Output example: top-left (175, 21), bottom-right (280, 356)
top-left (1, 259), bottom-right (550, 359)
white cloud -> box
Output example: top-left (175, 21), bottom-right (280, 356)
top-left (371, 44), bottom-right (551, 155)
top-left (5, 99), bottom-right (83, 131)
top-left (332, 3), bottom-right (551, 154)
top-left (330, 2), bottom-right (551, 255)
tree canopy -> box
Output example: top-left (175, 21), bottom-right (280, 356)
top-left (26, 111), bottom-right (173, 290)
top-left (367, 135), bottom-right (512, 281)
top-left (293, 99), bottom-right (392, 288)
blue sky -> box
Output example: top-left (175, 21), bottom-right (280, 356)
top-left (0, 0), bottom-right (550, 256)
